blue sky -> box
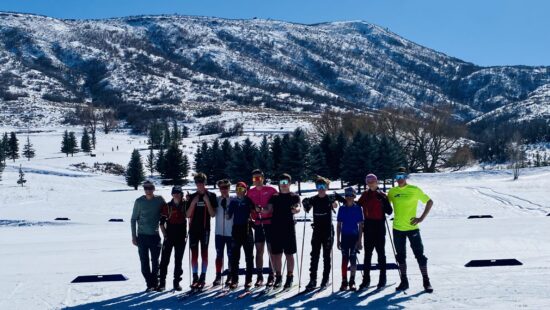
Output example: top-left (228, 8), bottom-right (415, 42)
top-left (1, 0), bottom-right (549, 66)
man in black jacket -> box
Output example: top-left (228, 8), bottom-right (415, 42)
top-left (302, 176), bottom-right (338, 290)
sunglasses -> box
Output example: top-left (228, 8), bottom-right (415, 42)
top-left (252, 176), bottom-right (263, 182)
top-left (395, 174), bottom-right (407, 180)
top-left (236, 187), bottom-right (247, 192)
top-left (316, 184), bottom-right (327, 190)
top-left (219, 186), bottom-right (230, 190)
top-left (279, 179), bottom-right (290, 185)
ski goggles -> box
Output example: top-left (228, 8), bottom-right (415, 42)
top-left (279, 179), bottom-right (290, 185)
top-left (395, 173), bottom-right (407, 180)
top-left (315, 183), bottom-right (327, 190)
top-left (219, 186), bottom-right (230, 190)
top-left (252, 176), bottom-right (263, 182)
top-left (236, 186), bottom-right (247, 193)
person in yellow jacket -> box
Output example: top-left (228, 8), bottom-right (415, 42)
top-left (387, 167), bottom-right (433, 293)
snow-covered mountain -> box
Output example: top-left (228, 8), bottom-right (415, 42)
top-left (1, 12), bottom-right (549, 126)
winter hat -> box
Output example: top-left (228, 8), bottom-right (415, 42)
top-left (236, 182), bottom-right (248, 191)
top-left (365, 173), bottom-right (378, 183)
top-left (171, 186), bottom-right (183, 195)
top-left (344, 187), bottom-right (357, 197)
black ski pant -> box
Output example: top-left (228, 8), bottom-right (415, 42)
top-left (230, 224), bottom-right (255, 284)
top-left (309, 225), bottom-right (334, 282)
top-left (363, 219), bottom-right (387, 276)
top-left (159, 236), bottom-right (186, 283)
top-left (393, 229), bottom-right (428, 267)
top-left (137, 234), bottom-right (161, 288)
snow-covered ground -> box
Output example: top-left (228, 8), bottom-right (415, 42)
top-left (0, 129), bottom-right (549, 309)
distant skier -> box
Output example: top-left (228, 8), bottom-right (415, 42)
top-left (131, 180), bottom-right (166, 292)
top-left (226, 181), bottom-right (256, 289)
top-left (357, 173), bottom-right (393, 290)
top-left (158, 186), bottom-right (188, 291)
top-left (302, 176), bottom-right (338, 290)
top-left (265, 173), bottom-right (301, 289)
top-left (186, 172), bottom-right (218, 290)
top-left (388, 167), bottom-right (434, 293)
top-left (337, 187), bottom-right (364, 291)
top-left (247, 169), bottom-right (278, 287)
top-left (213, 179), bottom-right (234, 287)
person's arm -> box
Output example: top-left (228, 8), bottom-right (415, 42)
top-left (378, 191), bottom-right (393, 215)
top-left (411, 199), bottom-right (433, 225)
top-left (205, 194), bottom-right (216, 217)
top-left (291, 196), bottom-right (301, 214)
top-left (131, 200), bottom-right (140, 246)
top-left (226, 200), bottom-right (235, 220)
top-left (186, 195), bottom-right (198, 218)
top-left (337, 222), bottom-right (342, 250)
top-left (356, 221), bottom-right (364, 250)
top-left (302, 197), bottom-right (311, 213)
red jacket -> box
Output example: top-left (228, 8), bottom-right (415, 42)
top-left (357, 189), bottom-right (393, 220)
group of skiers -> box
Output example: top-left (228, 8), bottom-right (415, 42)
top-left (130, 167), bottom-right (434, 296)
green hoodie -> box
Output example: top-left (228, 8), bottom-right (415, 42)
top-left (131, 195), bottom-right (166, 238)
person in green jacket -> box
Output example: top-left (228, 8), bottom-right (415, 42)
top-left (387, 168), bottom-right (433, 293)
top-left (131, 180), bottom-right (167, 291)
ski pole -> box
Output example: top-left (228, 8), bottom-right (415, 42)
top-left (385, 217), bottom-right (402, 279)
top-left (298, 207), bottom-right (307, 292)
top-left (221, 207), bottom-right (226, 289)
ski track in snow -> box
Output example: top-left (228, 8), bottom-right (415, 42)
top-left (467, 186), bottom-right (547, 214)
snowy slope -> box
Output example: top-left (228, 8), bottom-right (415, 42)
top-left (1, 12), bottom-right (550, 128)
top-left (0, 129), bottom-right (549, 309)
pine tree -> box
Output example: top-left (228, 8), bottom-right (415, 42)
top-left (209, 139), bottom-right (227, 185)
top-left (227, 142), bottom-right (250, 184)
top-left (22, 136), bottom-right (35, 161)
top-left (307, 144), bottom-right (330, 179)
top-left (281, 128), bottom-right (309, 192)
top-left (221, 139), bottom-right (233, 163)
top-left (68, 131), bottom-right (79, 156)
top-left (0, 160), bottom-right (5, 183)
top-left (194, 141), bottom-right (209, 176)
top-left (182, 125), bottom-right (189, 138)
top-left (255, 136), bottom-right (273, 179)
top-left (163, 143), bottom-right (186, 185)
top-left (1, 132), bottom-right (9, 163)
top-left (17, 164), bottom-right (26, 187)
top-left (341, 132), bottom-right (368, 190)
top-left (147, 121), bottom-right (163, 150)
top-left (182, 154), bottom-right (190, 183)
top-left (81, 128), bottom-right (92, 153)
top-left (145, 147), bottom-right (155, 177)
top-left (0, 133), bottom-right (7, 164)
top-left (126, 149), bottom-right (145, 190)
top-left (61, 130), bottom-right (71, 156)
top-left (271, 135), bottom-right (284, 178)
top-left (377, 136), bottom-right (403, 185)
top-left (8, 132), bottom-right (19, 162)
top-left (162, 123), bottom-right (171, 149)
top-left (155, 147), bottom-right (167, 176)
top-left (319, 133), bottom-right (334, 178)
top-left (171, 120), bottom-right (181, 145)
top-left (330, 131), bottom-right (347, 181)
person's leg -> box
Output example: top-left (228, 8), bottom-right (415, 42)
top-left (224, 236), bottom-right (233, 274)
top-left (158, 237), bottom-right (174, 287)
top-left (340, 235), bottom-right (352, 290)
top-left (348, 235), bottom-right (358, 288)
top-left (407, 229), bottom-right (431, 290)
top-left (393, 229), bottom-right (409, 290)
top-left (309, 231), bottom-right (322, 284)
top-left (173, 239), bottom-right (185, 287)
top-left (231, 239), bottom-right (242, 285)
top-left (321, 229), bottom-right (333, 285)
top-left (362, 230), bottom-right (375, 288)
top-left (199, 230), bottom-right (210, 283)
top-left (189, 233), bottom-right (200, 286)
top-left (375, 224), bottom-right (387, 287)
top-left (214, 235), bottom-right (224, 278)
top-left (150, 235), bottom-right (161, 288)
top-left (254, 226), bottom-right (265, 282)
top-left (244, 230), bottom-right (255, 285)
top-left (137, 235), bottom-right (152, 288)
